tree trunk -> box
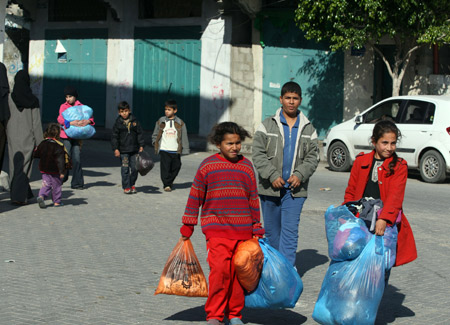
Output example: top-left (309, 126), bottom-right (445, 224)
top-left (392, 76), bottom-right (402, 97)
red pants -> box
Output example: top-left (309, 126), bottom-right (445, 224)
top-left (205, 237), bottom-right (244, 322)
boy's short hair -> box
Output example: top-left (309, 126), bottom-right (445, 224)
top-left (118, 101), bottom-right (130, 110)
top-left (44, 123), bottom-right (61, 139)
top-left (165, 99), bottom-right (177, 110)
top-left (281, 81), bottom-right (302, 97)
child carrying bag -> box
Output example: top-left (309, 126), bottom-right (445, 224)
top-left (155, 238), bottom-right (208, 297)
top-left (245, 239), bottom-right (303, 309)
top-left (62, 105), bottom-right (96, 140)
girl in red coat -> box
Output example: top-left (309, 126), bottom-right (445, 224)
top-left (344, 120), bottom-right (417, 267)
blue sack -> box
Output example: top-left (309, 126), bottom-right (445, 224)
top-left (245, 239), bottom-right (303, 309)
top-left (312, 236), bottom-right (386, 325)
top-left (62, 105), bottom-right (93, 121)
top-left (325, 205), bottom-right (371, 261)
top-left (62, 105), bottom-right (96, 139)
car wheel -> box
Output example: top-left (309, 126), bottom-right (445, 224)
top-left (327, 141), bottom-right (351, 172)
top-left (419, 150), bottom-right (447, 183)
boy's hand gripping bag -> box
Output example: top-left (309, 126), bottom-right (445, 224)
top-left (62, 105), bottom-right (96, 140)
top-left (136, 151), bottom-right (155, 176)
top-left (233, 238), bottom-right (264, 292)
top-left (155, 238), bottom-right (208, 297)
top-left (245, 239), bottom-right (303, 309)
top-left (312, 235), bottom-right (386, 325)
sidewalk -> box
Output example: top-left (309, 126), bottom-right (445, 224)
top-left (0, 139), bottom-right (437, 324)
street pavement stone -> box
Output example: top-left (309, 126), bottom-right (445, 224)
top-left (0, 139), bottom-right (448, 324)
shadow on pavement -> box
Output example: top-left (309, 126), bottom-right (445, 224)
top-left (173, 181), bottom-right (193, 190)
top-left (83, 170), bottom-right (111, 177)
top-left (165, 305), bottom-right (308, 324)
top-left (83, 181), bottom-right (116, 189)
top-left (138, 185), bottom-right (162, 194)
top-left (375, 284), bottom-right (415, 324)
top-left (243, 307), bottom-right (308, 324)
top-left (295, 249), bottom-right (329, 278)
top-left (165, 305), bottom-right (205, 322)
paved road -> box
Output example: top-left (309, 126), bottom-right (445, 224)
top-left (0, 139), bottom-right (449, 324)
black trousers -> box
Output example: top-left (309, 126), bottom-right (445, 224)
top-left (159, 151), bottom-right (181, 188)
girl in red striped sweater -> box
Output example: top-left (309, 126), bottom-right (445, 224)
top-left (180, 122), bottom-right (264, 325)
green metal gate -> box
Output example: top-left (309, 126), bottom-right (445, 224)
top-left (260, 17), bottom-right (344, 138)
top-left (133, 26), bottom-right (201, 133)
top-left (42, 29), bottom-right (108, 126)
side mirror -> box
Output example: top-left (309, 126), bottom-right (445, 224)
top-left (355, 115), bottom-right (363, 124)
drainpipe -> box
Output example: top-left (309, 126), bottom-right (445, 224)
top-left (433, 44), bottom-right (439, 74)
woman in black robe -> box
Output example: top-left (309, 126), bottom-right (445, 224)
top-left (7, 70), bottom-right (43, 204)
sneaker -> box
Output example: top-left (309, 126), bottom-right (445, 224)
top-left (37, 196), bottom-right (46, 209)
top-left (131, 186), bottom-right (137, 194)
top-left (164, 186), bottom-right (172, 192)
top-left (124, 188), bottom-right (131, 194)
top-left (206, 320), bottom-right (224, 325)
top-left (229, 318), bottom-right (244, 325)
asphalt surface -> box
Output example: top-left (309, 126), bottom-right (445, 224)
top-left (0, 139), bottom-right (448, 324)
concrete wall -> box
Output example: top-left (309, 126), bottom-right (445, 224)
top-left (342, 47), bottom-right (374, 121)
top-left (227, 45), bottom-right (254, 152)
top-left (26, 0), bottom-right (229, 131)
top-left (199, 15), bottom-right (232, 137)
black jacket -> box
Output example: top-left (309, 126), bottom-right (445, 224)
top-left (33, 139), bottom-right (66, 174)
top-left (111, 114), bottom-right (145, 153)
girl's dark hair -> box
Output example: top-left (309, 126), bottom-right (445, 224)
top-left (208, 122), bottom-right (251, 145)
top-left (371, 120), bottom-right (401, 176)
top-left (44, 123), bottom-right (61, 139)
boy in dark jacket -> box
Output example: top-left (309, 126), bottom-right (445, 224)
top-left (34, 123), bottom-right (69, 208)
top-left (111, 101), bottom-right (144, 194)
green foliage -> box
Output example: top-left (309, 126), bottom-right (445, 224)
top-left (294, 0), bottom-right (450, 51)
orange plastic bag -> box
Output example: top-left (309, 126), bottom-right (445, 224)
top-left (155, 238), bottom-right (208, 297)
top-left (233, 238), bottom-right (264, 292)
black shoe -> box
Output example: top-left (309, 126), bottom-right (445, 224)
top-left (71, 186), bottom-right (84, 190)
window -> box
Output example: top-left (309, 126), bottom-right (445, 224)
top-left (48, 0), bottom-right (107, 22)
top-left (364, 100), bottom-right (402, 123)
top-left (399, 100), bottom-right (435, 124)
top-left (138, 0), bottom-right (202, 19)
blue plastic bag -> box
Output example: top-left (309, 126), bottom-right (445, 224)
top-left (245, 239), bottom-right (303, 309)
top-left (325, 205), bottom-right (371, 261)
top-left (312, 236), bottom-right (386, 325)
top-left (62, 105), bottom-right (96, 139)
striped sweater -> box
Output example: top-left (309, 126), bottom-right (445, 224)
top-left (182, 153), bottom-right (264, 240)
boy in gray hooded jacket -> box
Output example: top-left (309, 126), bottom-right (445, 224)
top-left (252, 81), bottom-right (319, 266)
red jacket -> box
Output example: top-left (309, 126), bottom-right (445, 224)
top-left (344, 151), bottom-right (417, 266)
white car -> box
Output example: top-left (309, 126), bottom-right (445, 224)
top-left (323, 95), bottom-right (450, 183)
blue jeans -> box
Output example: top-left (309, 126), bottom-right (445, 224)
top-left (120, 153), bottom-right (138, 189)
top-left (260, 189), bottom-right (306, 265)
top-left (62, 138), bottom-right (83, 188)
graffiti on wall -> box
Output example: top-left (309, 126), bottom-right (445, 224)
top-left (29, 53), bottom-right (44, 95)
top-left (212, 84), bottom-right (225, 110)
